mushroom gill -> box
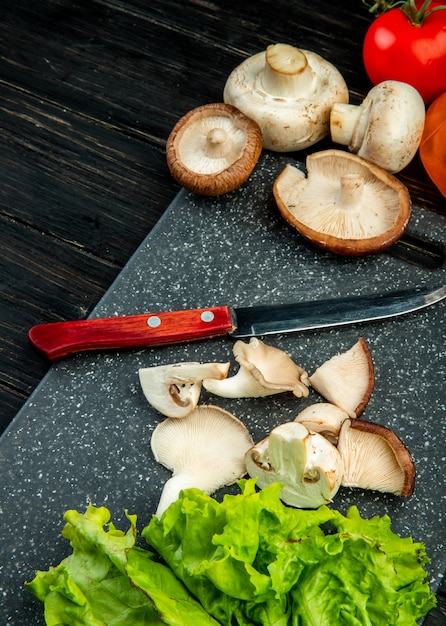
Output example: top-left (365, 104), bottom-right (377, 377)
top-left (273, 149), bottom-right (411, 256)
top-left (337, 418), bottom-right (416, 497)
top-left (308, 338), bottom-right (375, 418)
top-left (178, 114), bottom-right (248, 174)
top-left (151, 405), bottom-right (254, 516)
top-left (294, 402), bottom-right (349, 444)
top-left (166, 103), bottom-right (262, 195)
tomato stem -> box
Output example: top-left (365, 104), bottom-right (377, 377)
top-left (363, 0), bottom-right (446, 24)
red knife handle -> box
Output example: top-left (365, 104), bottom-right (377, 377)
top-left (28, 306), bottom-right (236, 361)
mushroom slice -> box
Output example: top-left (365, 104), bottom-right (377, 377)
top-left (224, 43), bottom-right (348, 152)
top-left (337, 418), bottom-right (416, 497)
top-left (308, 338), bottom-right (374, 418)
top-left (139, 361), bottom-right (230, 418)
top-left (166, 103), bottom-right (263, 196)
top-left (273, 149), bottom-right (411, 256)
top-left (151, 405), bottom-right (254, 516)
top-left (245, 422), bottom-right (343, 508)
top-left (203, 337), bottom-right (310, 398)
top-left (294, 402), bottom-right (349, 444)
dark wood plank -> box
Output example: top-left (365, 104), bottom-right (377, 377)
top-left (0, 85), bottom-right (175, 261)
top-left (0, 83), bottom-right (178, 430)
top-left (0, 216), bottom-right (120, 432)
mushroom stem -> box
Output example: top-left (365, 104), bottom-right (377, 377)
top-left (203, 337), bottom-right (309, 398)
top-left (204, 127), bottom-right (232, 159)
top-left (330, 103), bottom-right (364, 146)
top-left (261, 43), bottom-right (315, 98)
top-left (204, 364), bottom-right (276, 398)
top-left (156, 473), bottom-right (198, 517)
top-left (338, 174), bottom-right (365, 209)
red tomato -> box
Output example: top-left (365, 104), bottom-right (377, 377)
top-left (363, 2), bottom-right (446, 104)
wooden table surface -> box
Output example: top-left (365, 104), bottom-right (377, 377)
top-left (1, 0), bottom-right (445, 621)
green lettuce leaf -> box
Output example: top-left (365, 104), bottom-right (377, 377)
top-left (143, 479), bottom-right (436, 625)
top-left (26, 503), bottom-right (220, 625)
top-left (26, 481), bottom-right (436, 625)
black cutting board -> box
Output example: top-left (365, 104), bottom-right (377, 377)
top-left (0, 152), bottom-right (445, 624)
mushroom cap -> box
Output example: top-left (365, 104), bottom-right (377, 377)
top-left (308, 338), bottom-right (375, 418)
top-left (273, 149), bottom-right (411, 256)
top-left (151, 405), bottom-right (254, 516)
top-left (203, 337), bottom-right (309, 398)
top-left (245, 421), bottom-right (343, 508)
top-left (330, 80), bottom-right (426, 173)
top-left (224, 43), bottom-right (348, 152)
top-left (337, 418), bottom-right (416, 497)
top-left (294, 402), bottom-right (349, 443)
top-left (166, 103), bottom-right (262, 196)
top-left (139, 361), bottom-right (230, 418)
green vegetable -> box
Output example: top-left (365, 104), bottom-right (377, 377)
top-left (26, 481), bottom-right (436, 625)
top-left (144, 480), bottom-right (436, 625)
top-left (25, 504), bottom-right (220, 625)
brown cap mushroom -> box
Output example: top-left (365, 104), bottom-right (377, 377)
top-left (150, 405), bottom-right (254, 516)
top-left (308, 338), bottom-right (375, 418)
top-left (273, 149), bottom-right (411, 256)
top-left (166, 103), bottom-right (263, 196)
top-left (139, 361), bottom-right (230, 418)
top-left (245, 421), bottom-right (343, 508)
top-left (203, 337), bottom-right (309, 398)
top-left (337, 418), bottom-right (416, 497)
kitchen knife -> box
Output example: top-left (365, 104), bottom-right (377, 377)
top-left (29, 284), bottom-right (446, 361)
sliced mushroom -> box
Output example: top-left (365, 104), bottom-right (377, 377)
top-left (294, 402), bottom-right (349, 444)
top-left (203, 337), bottom-right (309, 398)
top-left (151, 405), bottom-right (254, 516)
top-left (337, 418), bottom-right (416, 497)
top-left (166, 103), bottom-right (263, 195)
top-left (245, 421), bottom-right (343, 508)
top-left (308, 338), bottom-right (374, 418)
top-left (273, 149), bottom-right (411, 256)
top-left (139, 361), bottom-right (230, 418)
top-left (331, 80), bottom-right (425, 173)
top-left (223, 43), bottom-right (348, 152)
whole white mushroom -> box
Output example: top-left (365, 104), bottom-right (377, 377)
top-left (330, 80), bottom-right (426, 173)
top-left (224, 43), bottom-right (348, 152)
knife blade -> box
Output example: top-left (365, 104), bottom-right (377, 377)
top-left (28, 284), bottom-right (446, 361)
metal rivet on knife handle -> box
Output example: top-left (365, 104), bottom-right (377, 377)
top-left (201, 311), bottom-right (215, 322)
top-left (147, 316), bottom-right (162, 328)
